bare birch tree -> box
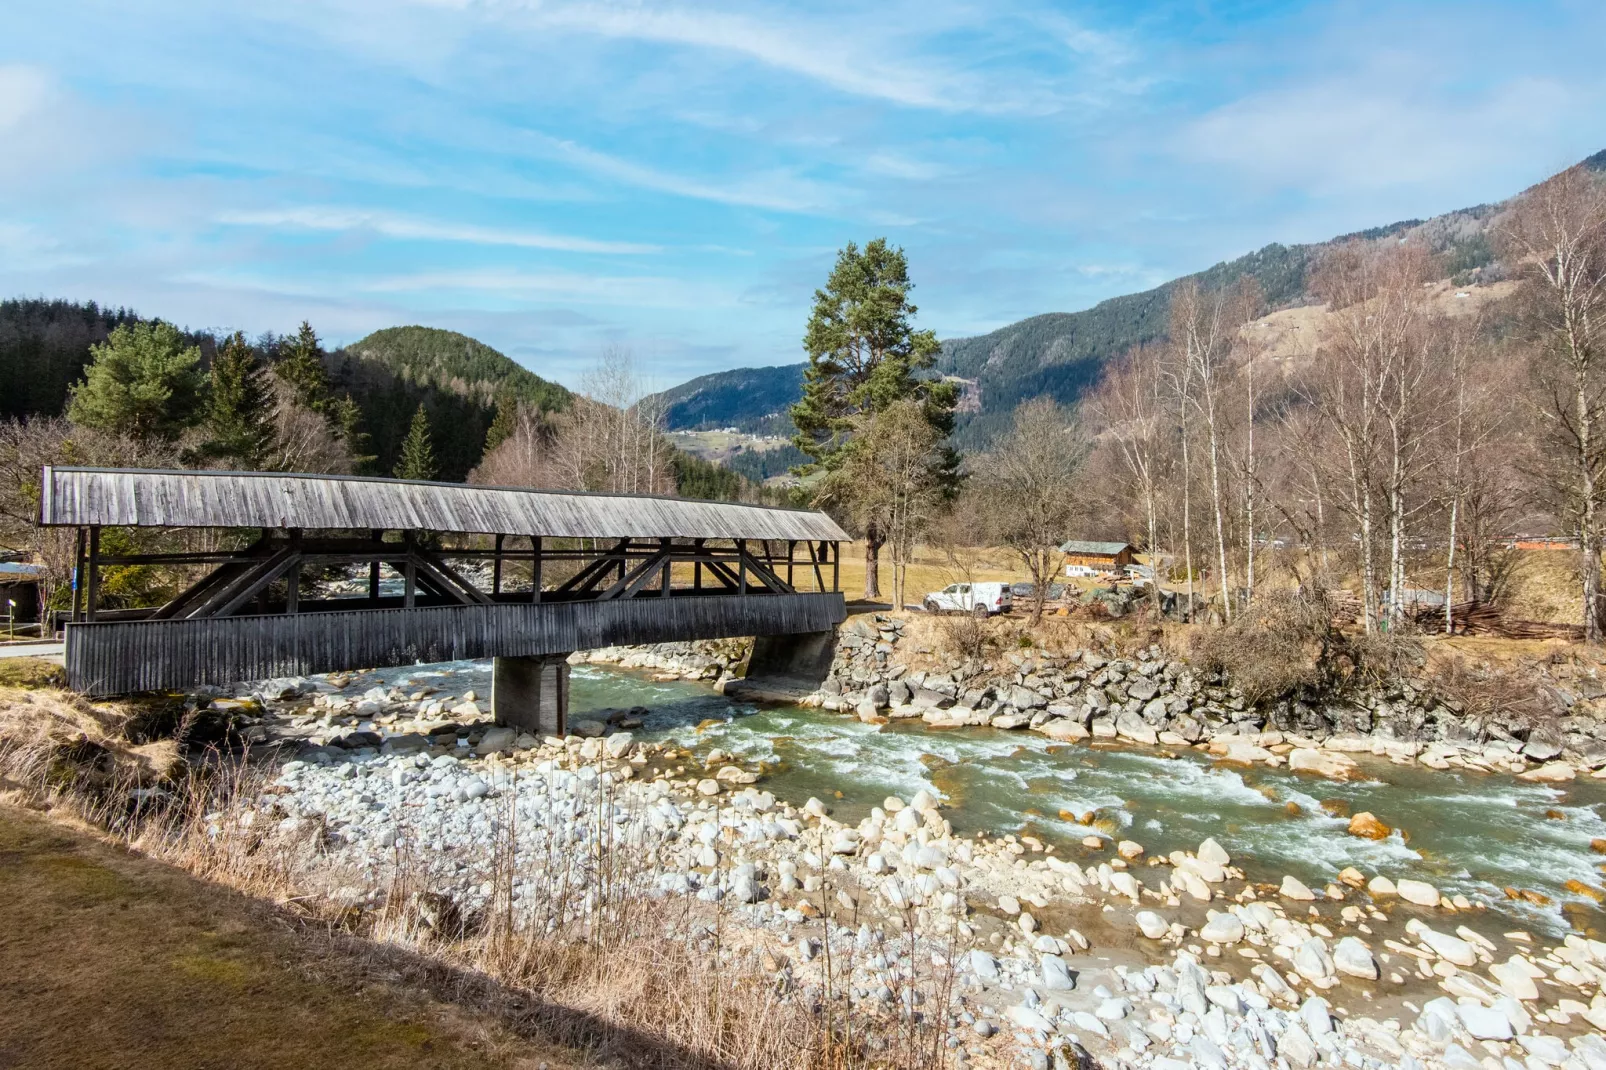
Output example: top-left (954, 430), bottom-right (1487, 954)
top-left (1503, 165), bottom-right (1606, 640)
top-left (1088, 342), bottom-right (1169, 612)
top-left (973, 398), bottom-right (1088, 624)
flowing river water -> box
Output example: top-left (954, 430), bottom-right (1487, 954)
top-left (346, 658), bottom-right (1606, 939)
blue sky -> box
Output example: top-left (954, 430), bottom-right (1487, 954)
top-left (3, 1), bottom-right (1603, 391)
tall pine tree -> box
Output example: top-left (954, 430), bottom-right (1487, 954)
top-left (274, 321), bottom-right (332, 411)
top-left (790, 239), bottom-right (958, 598)
top-left (394, 403), bottom-right (438, 480)
top-left (484, 391), bottom-right (518, 455)
top-left (68, 321), bottom-right (204, 442)
top-left (196, 331), bottom-right (277, 468)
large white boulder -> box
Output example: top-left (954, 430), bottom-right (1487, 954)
top-left (1396, 878), bottom-right (1441, 906)
top-left (1332, 936), bottom-right (1378, 979)
top-left (1199, 912), bottom-right (1245, 944)
top-left (1288, 748), bottom-right (1359, 779)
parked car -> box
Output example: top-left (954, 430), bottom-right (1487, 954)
top-left (923, 581), bottom-right (1012, 617)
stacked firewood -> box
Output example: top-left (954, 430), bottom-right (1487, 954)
top-left (1410, 600), bottom-right (1584, 641)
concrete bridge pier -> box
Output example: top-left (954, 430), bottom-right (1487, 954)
top-left (492, 654), bottom-right (571, 738)
top-left (724, 628), bottom-right (839, 702)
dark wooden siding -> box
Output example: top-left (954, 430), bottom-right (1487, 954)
top-left (65, 592), bottom-right (846, 696)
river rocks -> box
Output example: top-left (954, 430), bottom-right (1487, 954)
top-left (1396, 878), bottom-right (1440, 906)
top-left (696, 778), bottom-right (722, 796)
top-left (1367, 874), bottom-right (1397, 896)
top-left (1136, 911), bottom-right (1168, 939)
top-left (1519, 760), bottom-right (1577, 782)
top-left (1006, 1004), bottom-right (1055, 1033)
top-left (1346, 811), bottom-right (1392, 839)
top-left (1332, 936), bottom-right (1378, 979)
top-left (1280, 875), bottom-right (1316, 900)
top-left (472, 726), bottom-right (516, 755)
top-left (1455, 1002), bottom-right (1513, 1040)
top-left (968, 949), bottom-right (1001, 984)
top-left (1199, 912), bottom-right (1244, 944)
top-left (1416, 925), bottom-right (1477, 965)
top-left (1292, 937), bottom-right (1335, 981)
top-left (1037, 719), bottom-right (1089, 741)
top-left (1198, 838), bottom-right (1230, 866)
top-left (1522, 725), bottom-right (1566, 761)
top-left (1114, 710), bottom-right (1158, 744)
top-left (1040, 954), bottom-right (1075, 990)
top-left (1287, 748), bottom-right (1359, 779)
top-left (1489, 958), bottom-right (1540, 999)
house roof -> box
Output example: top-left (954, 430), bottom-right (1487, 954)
top-left (37, 466), bottom-right (850, 542)
top-left (1057, 540), bottom-right (1134, 556)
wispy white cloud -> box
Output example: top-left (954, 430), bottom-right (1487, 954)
top-left (492, 1), bottom-right (1033, 113)
top-left (357, 267), bottom-right (739, 308)
top-left (1181, 74), bottom-right (1581, 195)
top-left (216, 206), bottom-right (660, 254)
top-left (526, 132), bottom-right (844, 213)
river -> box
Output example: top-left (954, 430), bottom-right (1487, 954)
top-left (349, 658), bottom-right (1606, 938)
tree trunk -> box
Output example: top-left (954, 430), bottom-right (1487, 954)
top-left (1207, 425), bottom-right (1232, 622)
top-left (1579, 364), bottom-right (1601, 642)
top-left (863, 520), bottom-right (883, 601)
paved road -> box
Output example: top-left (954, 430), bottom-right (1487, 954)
top-left (0, 641), bottom-right (64, 662)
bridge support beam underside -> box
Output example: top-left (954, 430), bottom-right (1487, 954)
top-left (64, 592), bottom-right (846, 697)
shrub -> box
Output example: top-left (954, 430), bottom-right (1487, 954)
top-left (1189, 590), bottom-right (1332, 703)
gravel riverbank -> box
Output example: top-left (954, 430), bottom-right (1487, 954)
top-left (203, 638), bottom-right (1606, 1070)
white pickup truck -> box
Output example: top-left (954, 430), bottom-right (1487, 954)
top-left (922, 582), bottom-right (1012, 617)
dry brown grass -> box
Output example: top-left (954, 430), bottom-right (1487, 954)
top-left (1, 683), bottom-right (959, 1070)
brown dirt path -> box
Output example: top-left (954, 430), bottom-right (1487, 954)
top-left (0, 802), bottom-right (572, 1070)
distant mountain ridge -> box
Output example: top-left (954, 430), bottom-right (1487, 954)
top-left (646, 363), bottom-right (805, 436)
top-left (653, 148), bottom-right (1605, 448)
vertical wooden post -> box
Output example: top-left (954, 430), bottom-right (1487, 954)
top-left (787, 540), bottom-right (795, 589)
top-left (403, 534), bottom-right (416, 609)
top-left (831, 540), bottom-right (839, 593)
top-left (660, 537), bottom-right (673, 597)
top-left (492, 533), bottom-right (504, 596)
top-left (86, 526), bottom-right (101, 622)
top-left (531, 536), bottom-right (543, 603)
top-left (737, 539), bottom-right (747, 594)
top-left (368, 529), bottom-right (381, 602)
top-left (694, 537), bottom-right (703, 592)
top-left (71, 527), bottom-right (85, 623)
top-left (285, 528), bottom-right (301, 614)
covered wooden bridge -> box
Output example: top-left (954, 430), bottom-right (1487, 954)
top-left (40, 466), bottom-right (849, 734)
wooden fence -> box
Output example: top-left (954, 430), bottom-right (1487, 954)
top-left (66, 591), bottom-right (846, 696)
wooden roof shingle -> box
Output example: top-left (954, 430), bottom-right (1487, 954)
top-left (39, 467), bottom-right (850, 542)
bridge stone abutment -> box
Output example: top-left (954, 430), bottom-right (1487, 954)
top-left (727, 627), bottom-right (839, 702)
top-left (492, 654), bottom-right (571, 738)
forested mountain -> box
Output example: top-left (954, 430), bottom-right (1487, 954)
top-left (333, 326), bottom-right (572, 481)
top-left (652, 150), bottom-right (1605, 449)
top-left (343, 326), bottom-right (571, 411)
top-left (645, 363), bottom-right (805, 434)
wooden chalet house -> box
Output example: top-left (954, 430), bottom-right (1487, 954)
top-left (1058, 540), bottom-right (1136, 578)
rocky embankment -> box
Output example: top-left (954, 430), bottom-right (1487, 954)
top-left (605, 617), bottom-right (1606, 784)
top-left (215, 660), bottom-right (1606, 1070)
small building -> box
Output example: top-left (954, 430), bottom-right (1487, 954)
top-left (1058, 540), bottom-right (1136, 578)
top-left (0, 560), bottom-right (44, 625)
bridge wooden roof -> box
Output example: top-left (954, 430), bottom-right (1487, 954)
top-left (39, 467), bottom-right (850, 542)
